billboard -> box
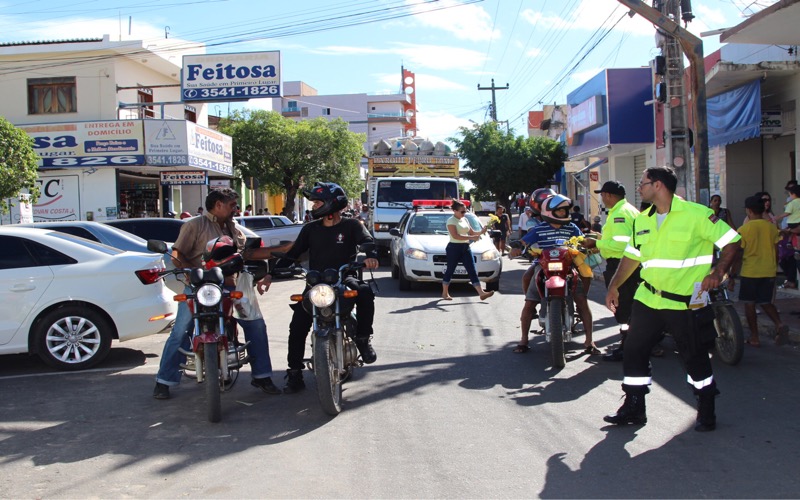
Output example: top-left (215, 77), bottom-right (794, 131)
top-left (19, 121), bottom-right (145, 168)
top-left (145, 120), bottom-right (233, 176)
top-left (367, 156), bottom-right (459, 178)
top-left (181, 51), bottom-right (281, 102)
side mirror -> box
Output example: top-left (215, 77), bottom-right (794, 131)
top-left (389, 228), bottom-right (400, 237)
top-left (244, 237), bottom-right (262, 249)
top-left (359, 242), bottom-right (376, 253)
top-left (147, 239), bottom-right (168, 254)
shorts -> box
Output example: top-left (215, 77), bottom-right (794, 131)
top-left (525, 265), bottom-right (587, 301)
top-left (738, 276), bottom-right (776, 305)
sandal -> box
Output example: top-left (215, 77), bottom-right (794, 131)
top-left (513, 344), bottom-right (531, 354)
top-left (583, 345), bottom-right (601, 355)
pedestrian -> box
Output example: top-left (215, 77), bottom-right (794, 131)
top-left (591, 215), bottom-right (602, 233)
top-left (583, 180), bottom-right (641, 362)
top-left (304, 209), bottom-right (313, 223)
top-left (730, 196), bottom-right (789, 346)
top-left (441, 199), bottom-right (494, 301)
top-left (518, 206), bottom-right (533, 238)
top-left (196, 206), bottom-right (203, 216)
top-left (570, 205), bottom-right (591, 232)
top-left (709, 194), bottom-right (737, 230)
top-left (743, 192), bottom-right (776, 225)
top-left (153, 188), bottom-right (280, 400)
top-left (491, 205), bottom-right (511, 255)
top-left (775, 185), bottom-right (800, 289)
top-left (257, 208), bottom-right (264, 215)
top-left (603, 166), bottom-right (740, 432)
top-left (243, 204), bottom-right (253, 216)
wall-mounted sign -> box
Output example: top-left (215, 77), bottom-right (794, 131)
top-left (160, 171), bottom-right (208, 185)
top-left (20, 121), bottom-right (145, 168)
top-left (567, 95), bottom-right (604, 140)
top-left (761, 110), bottom-right (783, 135)
top-left (145, 120), bottom-right (233, 176)
top-left (181, 51), bottom-right (281, 102)
top-left (32, 175), bottom-right (80, 221)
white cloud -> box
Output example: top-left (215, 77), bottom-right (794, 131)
top-left (312, 42), bottom-right (486, 71)
top-left (415, 109), bottom-right (472, 143)
top-left (525, 48), bottom-right (543, 58)
top-left (375, 72), bottom-right (468, 91)
top-left (0, 16), bottom-right (167, 44)
top-left (521, 0), bottom-right (655, 36)
top-left (403, 0), bottom-right (500, 42)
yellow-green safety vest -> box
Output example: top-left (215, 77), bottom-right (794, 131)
top-left (596, 198), bottom-right (639, 260)
top-left (623, 195), bottom-right (740, 310)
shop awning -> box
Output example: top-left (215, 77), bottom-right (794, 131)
top-left (572, 157), bottom-right (608, 176)
top-left (707, 79), bottom-right (761, 148)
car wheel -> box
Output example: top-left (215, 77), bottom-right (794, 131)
top-left (398, 261), bottom-right (412, 291)
top-left (391, 263), bottom-right (399, 279)
top-left (34, 305), bottom-right (113, 371)
top-left (485, 280), bottom-right (500, 292)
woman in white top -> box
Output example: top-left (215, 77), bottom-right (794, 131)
top-left (441, 199), bottom-right (493, 301)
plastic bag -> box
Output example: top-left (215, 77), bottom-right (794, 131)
top-left (585, 252), bottom-right (603, 269)
top-left (233, 272), bottom-right (263, 321)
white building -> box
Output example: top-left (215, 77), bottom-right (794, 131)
top-left (0, 35), bottom-right (235, 223)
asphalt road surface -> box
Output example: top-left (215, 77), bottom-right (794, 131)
top-left (1, 260), bottom-right (799, 498)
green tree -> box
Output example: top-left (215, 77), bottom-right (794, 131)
top-left (219, 110), bottom-right (365, 217)
top-left (449, 122), bottom-right (566, 209)
top-left (0, 117), bottom-right (39, 214)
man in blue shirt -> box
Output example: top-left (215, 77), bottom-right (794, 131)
top-left (509, 194), bottom-right (597, 354)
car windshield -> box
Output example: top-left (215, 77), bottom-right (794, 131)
top-left (48, 231), bottom-right (123, 255)
top-left (409, 213), bottom-right (451, 235)
top-left (465, 213), bottom-right (484, 232)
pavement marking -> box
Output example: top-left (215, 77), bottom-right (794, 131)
top-left (0, 363), bottom-right (156, 381)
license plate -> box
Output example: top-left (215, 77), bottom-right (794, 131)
top-left (454, 266), bottom-right (467, 275)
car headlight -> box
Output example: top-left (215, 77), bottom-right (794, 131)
top-left (404, 248), bottom-right (427, 260)
top-left (196, 284), bottom-right (222, 307)
top-left (308, 284), bottom-right (336, 308)
top-left (480, 249), bottom-right (500, 261)
top-left (547, 262), bottom-right (563, 271)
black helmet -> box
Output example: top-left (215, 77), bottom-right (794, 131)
top-left (530, 188), bottom-right (556, 216)
top-left (303, 182), bottom-right (348, 219)
top-left (540, 194), bottom-right (573, 225)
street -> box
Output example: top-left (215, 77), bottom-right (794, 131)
top-left (1, 260), bottom-right (799, 498)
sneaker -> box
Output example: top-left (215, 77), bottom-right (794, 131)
top-left (251, 377), bottom-right (281, 395)
top-left (153, 382), bottom-right (170, 400)
top-left (283, 369), bottom-right (306, 394)
top-left (355, 337), bottom-right (377, 364)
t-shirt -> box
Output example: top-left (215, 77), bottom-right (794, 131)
top-left (738, 218), bottom-right (781, 278)
top-left (521, 222), bottom-right (583, 249)
top-left (493, 213), bottom-right (510, 233)
top-left (173, 212), bottom-right (246, 268)
top-left (784, 198), bottom-right (800, 224)
top-left (285, 218), bottom-right (375, 273)
top-left (447, 215), bottom-right (472, 244)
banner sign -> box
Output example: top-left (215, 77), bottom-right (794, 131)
top-left (181, 51), bottom-right (281, 102)
top-left (145, 120), bottom-right (233, 176)
top-left (368, 156), bottom-right (459, 178)
top-left (33, 175), bottom-right (80, 221)
top-left (160, 171), bottom-right (208, 185)
top-left (20, 121), bottom-right (145, 167)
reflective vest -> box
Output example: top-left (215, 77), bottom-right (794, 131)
top-left (596, 198), bottom-right (639, 260)
top-left (623, 195), bottom-right (740, 310)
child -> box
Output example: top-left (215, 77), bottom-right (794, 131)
top-left (731, 196), bottom-right (789, 346)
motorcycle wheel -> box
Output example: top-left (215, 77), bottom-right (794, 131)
top-left (204, 342), bottom-right (222, 423)
top-left (713, 303), bottom-right (744, 366)
top-left (548, 297), bottom-right (566, 368)
top-left (314, 335), bottom-right (343, 416)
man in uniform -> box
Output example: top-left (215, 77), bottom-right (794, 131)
top-left (583, 181), bottom-right (640, 361)
top-left (603, 166), bottom-right (740, 432)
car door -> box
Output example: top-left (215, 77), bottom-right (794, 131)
top-left (391, 212), bottom-right (411, 267)
top-left (0, 235), bottom-right (55, 346)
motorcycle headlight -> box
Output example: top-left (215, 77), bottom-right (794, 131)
top-left (480, 249), bottom-right (500, 261)
top-left (308, 284), bottom-right (336, 308)
top-left (404, 248), bottom-right (427, 260)
top-left (547, 262), bottom-right (563, 272)
top-left (196, 284), bottom-right (222, 307)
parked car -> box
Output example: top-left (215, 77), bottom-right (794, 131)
top-left (389, 208), bottom-right (502, 291)
top-left (234, 215), bottom-right (303, 246)
top-left (15, 220), bottom-right (182, 293)
top-left (105, 217), bottom-right (262, 244)
top-left (0, 227), bottom-right (177, 370)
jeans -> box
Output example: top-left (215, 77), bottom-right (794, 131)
top-left (442, 242), bottom-right (480, 285)
top-left (156, 286), bottom-right (273, 386)
top-left (287, 277), bottom-right (374, 371)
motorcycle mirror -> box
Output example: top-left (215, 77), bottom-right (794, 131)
top-left (245, 260), bottom-right (269, 281)
top-left (244, 237), bottom-right (262, 250)
top-left (147, 239), bottom-right (168, 254)
top-left (359, 242), bottom-right (376, 253)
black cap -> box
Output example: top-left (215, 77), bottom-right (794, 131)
top-left (594, 180), bottom-right (626, 196)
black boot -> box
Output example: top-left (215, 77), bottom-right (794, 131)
top-left (355, 337), bottom-right (377, 364)
top-left (602, 329), bottom-right (627, 362)
top-left (604, 384), bottom-right (648, 426)
top-left (283, 369), bottom-right (305, 394)
top-left (694, 385), bottom-right (719, 432)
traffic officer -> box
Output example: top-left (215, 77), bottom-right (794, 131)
top-left (603, 166), bottom-right (740, 432)
top-left (582, 180), bottom-right (640, 361)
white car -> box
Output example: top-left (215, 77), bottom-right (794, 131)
top-left (0, 227), bottom-right (178, 370)
top-left (389, 209), bottom-right (502, 291)
top-left (235, 215), bottom-right (303, 246)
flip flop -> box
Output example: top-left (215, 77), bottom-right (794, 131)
top-left (745, 339), bottom-right (761, 347)
top-left (512, 345), bottom-right (531, 354)
top-left (583, 345), bottom-right (601, 355)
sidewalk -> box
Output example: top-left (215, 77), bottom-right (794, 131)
top-left (728, 282), bottom-right (800, 345)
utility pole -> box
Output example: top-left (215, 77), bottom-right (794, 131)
top-left (616, 0), bottom-right (710, 203)
top-left (477, 79), bottom-right (509, 122)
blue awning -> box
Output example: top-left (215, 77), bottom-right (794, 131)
top-left (708, 79), bottom-right (761, 148)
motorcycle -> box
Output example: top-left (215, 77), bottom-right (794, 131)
top-left (709, 279), bottom-right (745, 365)
top-left (272, 243), bottom-right (375, 416)
top-left (147, 237), bottom-right (268, 423)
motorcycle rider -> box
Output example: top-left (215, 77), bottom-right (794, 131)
top-left (521, 188), bottom-right (555, 295)
top-left (153, 188), bottom-right (280, 400)
top-left (509, 194), bottom-right (598, 354)
top-left (248, 182), bottom-right (379, 394)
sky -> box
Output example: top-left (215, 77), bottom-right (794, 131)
top-left (0, 0), bottom-right (780, 143)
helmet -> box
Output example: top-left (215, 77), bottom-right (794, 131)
top-left (179, 211), bottom-right (193, 219)
top-left (530, 188), bottom-right (556, 215)
top-left (540, 194), bottom-right (573, 225)
top-left (303, 182), bottom-right (348, 219)
top-left (202, 236), bottom-right (243, 276)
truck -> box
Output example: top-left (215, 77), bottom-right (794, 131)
top-left (365, 137), bottom-right (459, 257)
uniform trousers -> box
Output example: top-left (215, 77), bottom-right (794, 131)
top-left (603, 257), bottom-right (640, 325)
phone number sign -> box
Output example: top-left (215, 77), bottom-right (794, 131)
top-left (182, 51), bottom-right (281, 102)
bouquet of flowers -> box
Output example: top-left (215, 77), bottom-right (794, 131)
top-left (563, 236), bottom-right (595, 278)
